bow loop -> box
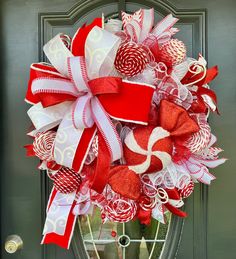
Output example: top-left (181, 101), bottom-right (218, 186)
top-left (159, 100), bottom-right (199, 138)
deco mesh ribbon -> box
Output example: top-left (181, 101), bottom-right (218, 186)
top-left (25, 8), bottom-right (226, 249)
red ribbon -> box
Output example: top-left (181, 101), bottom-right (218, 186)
top-left (90, 132), bottom-right (111, 193)
top-left (164, 188), bottom-right (187, 217)
top-left (181, 64), bottom-right (219, 113)
top-left (159, 99), bottom-right (200, 138)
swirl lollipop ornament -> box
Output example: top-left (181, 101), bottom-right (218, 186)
top-left (114, 42), bottom-right (149, 77)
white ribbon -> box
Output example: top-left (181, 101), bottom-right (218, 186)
top-left (43, 190), bottom-right (77, 236)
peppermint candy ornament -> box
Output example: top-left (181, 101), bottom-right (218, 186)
top-left (52, 167), bottom-right (81, 194)
top-left (123, 100), bottom-right (200, 174)
top-left (160, 39), bottom-right (186, 66)
top-left (114, 42), bottom-right (149, 77)
top-left (124, 126), bottom-right (173, 174)
top-left (33, 131), bottom-right (56, 162)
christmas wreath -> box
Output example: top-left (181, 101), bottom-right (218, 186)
top-left (25, 9), bottom-right (226, 249)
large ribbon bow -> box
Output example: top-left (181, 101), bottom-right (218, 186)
top-left (26, 23), bottom-right (155, 173)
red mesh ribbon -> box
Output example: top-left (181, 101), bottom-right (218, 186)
top-left (108, 166), bottom-right (142, 200)
top-left (159, 100), bottom-right (199, 138)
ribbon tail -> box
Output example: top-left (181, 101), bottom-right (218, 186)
top-left (165, 203), bottom-right (187, 218)
top-left (91, 97), bottom-right (122, 162)
top-left (152, 203), bottom-right (165, 224)
top-left (41, 188), bottom-right (77, 249)
top-left (137, 207), bottom-right (152, 225)
top-left (90, 132), bottom-right (111, 193)
top-left (24, 144), bottom-right (35, 157)
top-left (191, 170), bottom-right (216, 185)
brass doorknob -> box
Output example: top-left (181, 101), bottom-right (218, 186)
top-left (5, 235), bottom-right (23, 253)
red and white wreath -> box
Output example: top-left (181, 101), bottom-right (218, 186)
top-left (25, 8), bottom-right (226, 249)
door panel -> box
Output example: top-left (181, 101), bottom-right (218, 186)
top-left (1, 0), bottom-right (235, 259)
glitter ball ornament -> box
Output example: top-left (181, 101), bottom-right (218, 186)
top-left (114, 42), bottom-right (149, 77)
top-left (109, 166), bottom-right (141, 200)
top-left (33, 131), bottom-right (56, 162)
top-left (160, 39), bottom-right (186, 66)
top-left (178, 180), bottom-right (194, 198)
top-left (102, 196), bottom-right (137, 223)
top-left (52, 167), bottom-right (81, 194)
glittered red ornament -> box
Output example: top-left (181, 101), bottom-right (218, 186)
top-left (52, 167), bottom-right (81, 194)
top-left (114, 42), bottom-right (149, 77)
top-left (108, 166), bottom-right (141, 200)
top-left (33, 131), bottom-right (56, 162)
top-left (178, 180), bottom-right (194, 198)
top-left (160, 39), bottom-right (186, 67)
top-left (124, 126), bottom-right (173, 174)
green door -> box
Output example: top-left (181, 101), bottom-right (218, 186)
top-left (1, 0), bottom-right (235, 259)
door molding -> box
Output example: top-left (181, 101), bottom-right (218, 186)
top-left (38, 1), bottom-right (207, 258)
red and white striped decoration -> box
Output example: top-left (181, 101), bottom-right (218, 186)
top-left (124, 126), bottom-right (173, 174)
top-left (33, 131), bottom-right (56, 162)
top-left (184, 114), bottom-right (211, 153)
top-left (52, 167), bottom-right (81, 194)
top-left (122, 9), bottom-right (143, 30)
top-left (102, 197), bottom-right (137, 223)
top-left (114, 42), bottom-right (149, 77)
top-left (60, 34), bottom-right (71, 50)
top-left (160, 39), bottom-right (186, 66)
top-left (178, 180), bottom-right (194, 198)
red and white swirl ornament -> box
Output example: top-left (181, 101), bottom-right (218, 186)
top-left (102, 194), bottom-right (137, 223)
top-left (114, 42), bottom-right (149, 77)
top-left (33, 131), bottom-right (56, 162)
